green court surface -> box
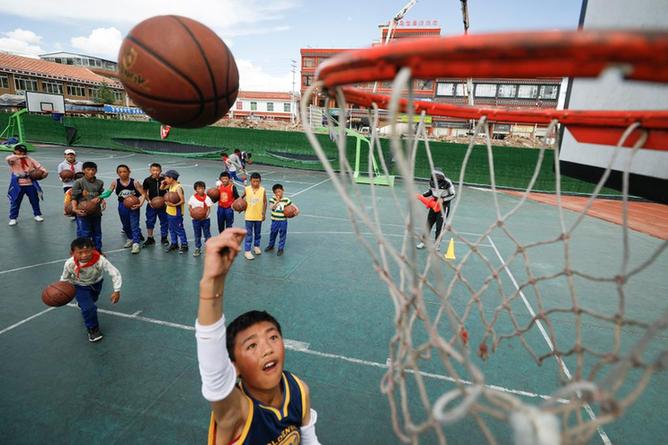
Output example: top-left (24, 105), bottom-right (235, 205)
top-left (0, 145), bottom-right (666, 444)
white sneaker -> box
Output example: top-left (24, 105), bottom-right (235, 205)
top-left (416, 242), bottom-right (425, 249)
top-left (131, 243), bottom-right (140, 254)
top-left (123, 239), bottom-right (133, 248)
top-left (34, 215), bottom-right (44, 222)
top-left (253, 246), bottom-right (262, 255)
top-left (8, 219), bottom-right (17, 226)
top-left (244, 251), bottom-right (255, 260)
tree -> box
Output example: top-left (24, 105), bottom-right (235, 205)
top-left (95, 83), bottom-right (116, 104)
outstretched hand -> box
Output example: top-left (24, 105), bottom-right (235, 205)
top-left (202, 228), bottom-right (247, 282)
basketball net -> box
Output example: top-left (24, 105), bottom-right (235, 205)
top-left (301, 31), bottom-right (668, 445)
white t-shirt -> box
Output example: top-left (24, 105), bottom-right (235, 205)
top-left (188, 195), bottom-right (214, 208)
top-left (227, 153), bottom-right (243, 172)
top-left (57, 160), bottom-right (83, 188)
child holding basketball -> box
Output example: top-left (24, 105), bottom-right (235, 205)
top-left (161, 169), bottom-right (189, 253)
top-left (57, 148), bottom-right (83, 194)
top-left (265, 183), bottom-right (293, 256)
top-left (60, 237), bottom-right (122, 343)
top-left (5, 144), bottom-right (47, 226)
top-left (416, 168), bottom-right (456, 250)
top-left (142, 163), bottom-right (169, 247)
top-left (188, 181), bottom-right (214, 257)
top-left (70, 162), bottom-right (107, 251)
top-left (108, 165), bottom-right (145, 254)
top-left (215, 172), bottom-right (239, 233)
top-left (242, 172), bottom-right (267, 260)
top-left (196, 228), bottom-right (321, 444)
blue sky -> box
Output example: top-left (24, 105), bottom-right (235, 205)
top-left (0, 0), bottom-right (583, 91)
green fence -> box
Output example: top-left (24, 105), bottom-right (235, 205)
top-left (4, 112), bottom-right (619, 195)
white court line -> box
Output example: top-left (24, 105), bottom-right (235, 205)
top-left (0, 307), bottom-right (55, 335)
top-left (0, 248), bottom-right (125, 276)
top-left (487, 235), bottom-right (612, 445)
top-left (289, 178), bottom-right (331, 197)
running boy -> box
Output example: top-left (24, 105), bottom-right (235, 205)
top-left (142, 163), bottom-right (169, 247)
top-left (108, 165), bottom-right (145, 254)
top-left (416, 168), bottom-right (456, 250)
top-left (6, 144), bottom-right (47, 226)
top-left (196, 228), bottom-right (321, 445)
top-left (222, 151), bottom-right (245, 185)
top-left (161, 169), bottom-right (189, 253)
top-left (265, 183), bottom-right (293, 256)
top-left (57, 148), bottom-right (83, 193)
top-left (60, 237), bottom-right (122, 342)
top-left (215, 172), bottom-right (239, 233)
top-left (242, 172), bottom-right (266, 260)
top-left (188, 181), bottom-right (214, 257)
top-left (71, 162), bottom-right (106, 251)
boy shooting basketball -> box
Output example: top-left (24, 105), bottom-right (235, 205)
top-left (196, 228), bottom-right (321, 445)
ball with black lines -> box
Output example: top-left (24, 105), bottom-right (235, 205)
top-left (118, 15), bottom-right (239, 128)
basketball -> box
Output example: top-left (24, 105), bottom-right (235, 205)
top-left (123, 195), bottom-right (140, 208)
top-left (165, 191), bottom-right (180, 204)
top-left (59, 170), bottom-right (75, 181)
top-left (232, 198), bottom-right (247, 213)
top-left (283, 204), bottom-right (300, 218)
top-left (117, 15), bottom-right (239, 128)
top-left (78, 200), bottom-right (99, 216)
top-left (151, 196), bottom-right (165, 209)
top-left (207, 187), bottom-right (220, 203)
top-left (41, 281), bottom-right (76, 307)
top-left (190, 206), bottom-right (208, 220)
top-left (29, 169), bottom-right (47, 180)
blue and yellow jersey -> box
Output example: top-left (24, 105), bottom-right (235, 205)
top-left (270, 197), bottom-right (292, 221)
top-left (208, 371), bottom-right (307, 445)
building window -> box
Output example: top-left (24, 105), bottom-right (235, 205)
top-left (87, 88), bottom-right (96, 97)
top-left (14, 77), bottom-right (39, 92)
top-left (302, 75), bottom-right (312, 86)
top-left (113, 90), bottom-right (123, 102)
top-left (497, 84), bottom-right (517, 98)
top-left (475, 83), bottom-right (496, 98)
top-left (415, 80), bottom-right (433, 90)
top-left (539, 85), bottom-right (558, 99)
top-left (303, 57), bottom-right (316, 68)
top-left (236, 101), bottom-right (243, 110)
top-left (436, 82), bottom-right (455, 96)
top-left (517, 85), bottom-right (538, 99)
top-left (250, 101), bottom-right (257, 111)
top-left (66, 85), bottom-right (86, 96)
top-left (267, 102), bottom-right (274, 112)
top-left (455, 84), bottom-right (468, 96)
top-left (284, 102), bottom-right (291, 112)
top-left (43, 81), bottom-right (63, 94)
top-left (0, 75), bottom-right (9, 89)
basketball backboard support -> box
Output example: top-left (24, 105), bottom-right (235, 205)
top-left (559, 0), bottom-right (668, 203)
top-left (25, 92), bottom-right (65, 114)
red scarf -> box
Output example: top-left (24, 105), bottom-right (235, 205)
top-left (73, 250), bottom-right (101, 277)
top-left (194, 193), bottom-right (207, 203)
top-left (19, 156), bottom-right (29, 170)
top-left (69, 161), bottom-right (75, 172)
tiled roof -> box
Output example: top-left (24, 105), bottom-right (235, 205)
top-left (237, 91), bottom-right (293, 100)
top-left (0, 52), bottom-right (122, 88)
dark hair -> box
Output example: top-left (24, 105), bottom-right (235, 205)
top-left (116, 164), bottom-right (130, 172)
top-left (250, 172), bottom-right (261, 181)
top-left (221, 152), bottom-right (228, 157)
top-left (234, 149), bottom-right (241, 154)
top-left (194, 181), bottom-right (206, 189)
top-left (219, 171), bottom-right (230, 179)
top-left (82, 161), bottom-right (97, 170)
top-left (70, 237), bottom-right (95, 251)
top-left (272, 183), bottom-right (283, 192)
top-left (226, 310), bottom-right (282, 362)
top-left (14, 144), bottom-right (28, 152)
top-left (150, 163), bottom-right (162, 169)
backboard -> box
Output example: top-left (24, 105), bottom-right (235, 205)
top-left (25, 91), bottom-right (65, 114)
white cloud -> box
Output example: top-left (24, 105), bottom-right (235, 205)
top-left (71, 27), bottom-right (123, 59)
top-left (236, 59), bottom-right (293, 92)
top-left (0, 28), bottom-right (44, 56)
top-left (2, 1), bottom-right (297, 39)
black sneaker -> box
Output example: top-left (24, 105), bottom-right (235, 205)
top-left (143, 237), bottom-right (155, 247)
top-left (277, 249), bottom-right (284, 256)
top-left (140, 234), bottom-right (145, 242)
top-left (165, 244), bottom-right (178, 253)
top-left (179, 245), bottom-right (189, 254)
top-left (161, 237), bottom-right (170, 246)
top-left (88, 327), bottom-right (103, 342)
top-left (265, 246), bottom-right (274, 252)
